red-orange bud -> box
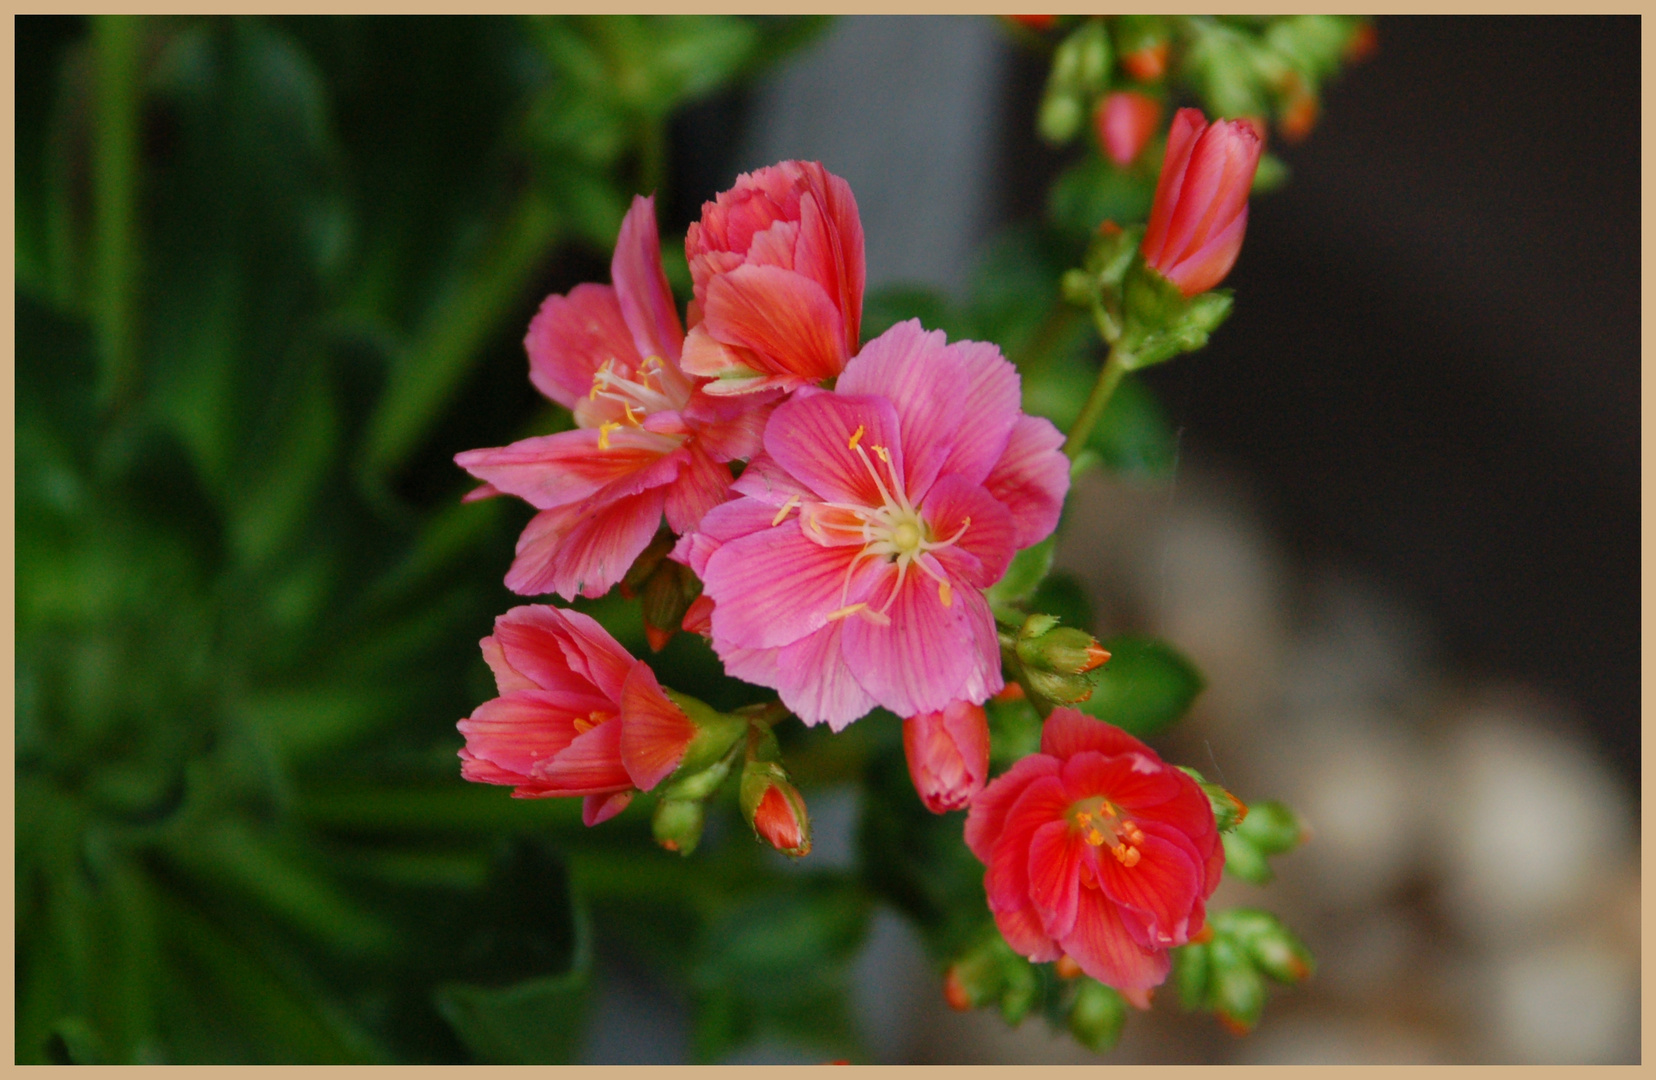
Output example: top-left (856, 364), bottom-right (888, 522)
top-left (943, 967), bottom-right (973, 1011)
top-left (643, 622), bottom-right (673, 653)
top-left (903, 701), bottom-right (990, 814)
top-left (681, 593), bottom-right (714, 638)
top-left (1142, 108), bottom-right (1262, 297)
top-left (1004, 14), bottom-right (1057, 31)
top-left (991, 681), bottom-right (1026, 703)
top-left (1096, 91), bottom-right (1162, 168)
top-left (1217, 1012), bottom-right (1253, 1037)
top-left (1121, 41), bottom-right (1169, 83)
top-left (1054, 955), bottom-right (1083, 980)
top-left (1279, 91), bottom-right (1319, 145)
top-left (1079, 641), bottom-right (1111, 673)
top-left (1344, 22), bottom-right (1378, 64)
top-left (752, 782), bottom-right (810, 856)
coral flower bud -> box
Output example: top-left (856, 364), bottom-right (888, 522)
top-left (1004, 14), bottom-right (1056, 31)
top-left (1096, 91), bottom-right (1162, 167)
top-left (749, 779), bottom-right (811, 857)
top-left (1120, 40), bottom-right (1169, 83)
top-left (1141, 109), bottom-right (1262, 297)
top-left (1279, 89), bottom-right (1320, 145)
top-left (903, 701), bottom-right (991, 814)
top-left (943, 967), bottom-right (973, 1011)
top-left (1344, 21), bottom-right (1378, 63)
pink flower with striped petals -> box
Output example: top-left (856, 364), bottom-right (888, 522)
top-left (455, 195), bottom-right (773, 600)
top-left (674, 319), bottom-right (1070, 730)
top-left (458, 604), bottom-right (703, 825)
top-left (964, 708), bottom-right (1223, 1006)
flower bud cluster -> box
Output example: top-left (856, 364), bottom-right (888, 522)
top-left (1174, 908), bottom-right (1313, 1034)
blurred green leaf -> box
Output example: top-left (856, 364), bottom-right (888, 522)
top-left (1077, 634), bottom-right (1205, 737)
top-left (436, 973), bottom-right (589, 1064)
top-left (1048, 156), bottom-right (1156, 238)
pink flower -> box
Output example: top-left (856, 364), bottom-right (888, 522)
top-left (679, 161), bottom-right (865, 396)
top-left (457, 604), bottom-right (702, 825)
top-left (674, 319), bottom-right (1070, 730)
top-left (455, 195), bottom-right (772, 600)
top-left (1140, 108), bottom-right (1262, 297)
top-left (1096, 91), bottom-right (1162, 168)
top-left (964, 708), bottom-right (1223, 1006)
top-left (904, 700), bottom-right (991, 813)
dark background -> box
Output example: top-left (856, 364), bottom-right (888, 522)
top-left (993, 16), bottom-right (1640, 784)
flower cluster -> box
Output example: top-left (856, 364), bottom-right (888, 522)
top-left (456, 107), bottom-right (1263, 1013)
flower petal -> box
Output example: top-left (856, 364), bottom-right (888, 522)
top-left (619, 661), bottom-right (697, 791)
top-left (532, 715), bottom-right (633, 793)
top-left (505, 487), bottom-right (666, 601)
top-left (611, 195), bottom-right (685, 365)
top-left (774, 621), bottom-right (878, 731)
top-left (697, 263), bottom-right (848, 383)
top-left (994, 902), bottom-right (1063, 964)
top-left (1027, 818), bottom-right (1085, 941)
top-left (458, 689), bottom-right (599, 780)
top-left (986, 774), bottom-right (1071, 912)
top-left (839, 560), bottom-right (986, 718)
top-left (921, 475), bottom-right (1017, 590)
top-left (964, 753), bottom-right (1062, 861)
top-left (1140, 108), bottom-right (1206, 268)
top-left (662, 441), bottom-right (734, 534)
top-left (983, 414), bottom-right (1070, 550)
top-left (683, 388), bottom-right (778, 463)
top-left (535, 605), bottom-right (639, 703)
top-left (703, 520), bottom-right (876, 650)
top-left (1094, 825), bottom-right (1204, 949)
top-left (582, 790), bottom-right (634, 826)
top-left (455, 426), bottom-right (682, 511)
top-left (1060, 888), bottom-right (1171, 993)
top-left (524, 283), bottom-right (641, 411)
top-left (1040, 707), bottom-right (1153, 761)
top-left (764, 391), bottom-right (907, 512)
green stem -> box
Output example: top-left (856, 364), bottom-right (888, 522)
top-left (91, 14), bottom-right (143, 416)
top-left (1062, 343), bottom-right (1131, 459)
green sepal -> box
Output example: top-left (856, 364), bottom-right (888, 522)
top-left (651, 797), bottom-right (706, 856)
top-left (1221, 831), bottom-right (1273, 884)
top-left (1117, 258), bottom-right (1234, 370)
top-left (1208, 935), bottom-right (1265, 1033)
top-left (1210, 908), bottom-right (1313, 985)
top-left (660, 689), bottom-right (749, 784)
top-left (1173, 941), bottom-right (1211, 1010)
top-left (1175, 767), bottom-right (1247, 832)
top-left (1235, 799), bottom-right (1305, 855)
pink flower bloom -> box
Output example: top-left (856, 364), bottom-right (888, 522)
top-left (679, 161), bottom-right (865, 397)
top-left (455, 195), bottom-right (772, 600)
top-left (1096, 91), bottom-right (1162, 167)
top-left (675, 319), bottom-right (1070, 730)
top-left (457, 604), bottom-right (701, 825)
top-left (1140, 108), bottom-right (1262, 297)
top-left (964, 708), bottom-right (1223, 1006)
top-left (904, 700), bottom-right (991, 813)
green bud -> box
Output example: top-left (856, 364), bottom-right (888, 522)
top-left (640, 557), bottom-right (702, 652)
top-left (1015, 616), bottom-right (1110, 677)
top-left (1208, 936), bottom-right (1265, 1035)
top-left (1176, 769), bottom-right (1248, 832)
top-left (1038, 90), bottom-right (1085, 144)
top-left (1071, 19), bottom-right (1112, 95)
top-left (1236, 800), bottom-right (1306, 855)
top-left (1061, 268), bottom-right (1101, 308)
top-left (1214, 908), bottom-right (1313, 985)
top-left (1067, 978), bottom-right (1127, 1052)
top-left (1173, 941), bottom-right (1211, 1010)
top-left (656, 751), bottom-right (735, 803)
top-left (1024, 667), bottom-right (1097, 707)
top-left (1221, 829), bottom-right (1272, 884)
top-left (998, 952), bottom-right (1040, 1026)
top-left (652, 797), bottom-right (706, 856)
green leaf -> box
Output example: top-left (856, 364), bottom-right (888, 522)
top-left (1077, 634), bottom-right (1204, 737)
top-left (1029, 572), bottom-right (1093, 635)
top-left (435, 971), bottom-right (589, 1064)
top-left (860, 284), bottom-right (960, 343)
top-left (1048, 156), bottom-right (1156, 238)
top-left (1086, 373), bottom-right (1177, 479)
top-left (987, 537), bottom-right (1054, 608)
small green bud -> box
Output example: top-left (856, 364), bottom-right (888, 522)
top-left (1173, 941), bottom-right (1212, 1010)
top-left (1039, 91), bottom-right (1085, 144)
top-left (1236, 800), bottom-right (1306, 855)
top-left (1067, 978), bottom-right (1127, 1052)
top-left (998, 952), bottom-right (1039, 1026)
top-left (1208, 936), bottom-right (1265, 1035)
top-left (652, 797), bottom-right (706, 856)
top-left (1214, 908), bottom-right (1313, 985)
top-left (1071, 20), bottom-right (1112, 95)
top-left (1221, 829), bottom-right (1272, 884)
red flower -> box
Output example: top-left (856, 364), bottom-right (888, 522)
top-left (680, 160), bottom-right (865, 396)
top-left (1140, 108), bottom-right (1262, 297)
top-left (1095, 91), bottom-right (1162, 168)
top-left (904, 700), bottom-right (991, 813)
top-left (964, 708), bottom-right (1223, 1006)
top-left (457, 605), bottom-right (700, 824)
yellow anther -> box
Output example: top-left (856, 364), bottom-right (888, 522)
top-left (847, 424), bottom-right (865, 450)
top-left (873, 444), bottom-right (889, 463)
top-left (623, 402), bottom-right (643, 426)
top-left (1111, 844), bottom-right (1141, 867)
top-left (771, 495), bottom-right (801, 527)
top-left (573, 710), bottom-right (610, 735)
top-left (938, 581), bottom-right (953, 608)
top-left (598, 421), bottom-right (621, 450)
top-left (826, 602), bottom-right (867, 621)
top-left (1084, 827), bottom-right (1107, 847)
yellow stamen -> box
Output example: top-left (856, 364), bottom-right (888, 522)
top-left (826, 602), bottom-right (867, 621)
top-left (873, 444), bottom-right (889, 463)
top-left (573, 710), bottom-right (610, 735)
top-left (1111, 844), bottom-right (1141, 867)
top-left (598, 421), bottom-right (621, 450)
top-left (939, 581), bottom-right (953, 608)
top-left (623, 402), bottom-right (643, 426)
top-left (847, 424), bottom-right (865, 450)
top-left (771, 494), bottom-right (801, 527)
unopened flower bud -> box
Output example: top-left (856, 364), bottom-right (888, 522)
top-left (739, 727), bottom-right (810, 857)
top-left (652, 797), bottom-right (706, 855)
top-left (1114, 14), bottom-right (1170, 82)
top-left (1070, 20), bottom-right (1111, 96)
top-left (945, 934), bottom-right (1036, 1022)
top-left (1208, 936), bottom-right (1265, 1035)
top-left (1004, 14), bottom-right (1057, 31)
top-left (639, 558), bottom-right (703, 652)
top-left (1015, 616), bottom-right (1110, 677)
top-left (1054, 954), bottom-right (1083, 979)
top-left (1213, 908), bottom-right (1313, 985)
top-left (680, 593), bottom-right (714, 638)
top-left (1142, 109), bottom-right (1262, 297)
top-left (1343, 21), bottom-right (1378, 63)
top-left (1278, 87), bottom-right (1319, 144)
top-left (1174, 940), bottom-right (1211, 1009)
top-left (903, 701), bottom-right (991, 813)
top-left (1067, 978), bottom-right (1128, 1053)
top-left (1096, 91), bottom-right (1162, 167)
top-left (1235, 799), bottom-right (1306, 855)
top-left (1121, 41), bottom-right (1169, 82)
top-left (1039, 90), bottom-right (1086, 144)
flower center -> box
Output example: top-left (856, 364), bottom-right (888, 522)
top-left (1070, 796), bottom-right (1146, 870)
top-left (799, 424), bottom-right (972, 625)
top-left (587, 355), bottom-right (685, 425)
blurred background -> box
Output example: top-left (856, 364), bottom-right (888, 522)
top-left (15, 14), bottom-right (1639, 1064)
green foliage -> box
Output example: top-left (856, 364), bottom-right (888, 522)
top-left (15, 14), bottom-right (822, 1064)
top-left (1077, 635), bottom-right (1206, 738)
top-left (1173, 908), bottom-right (1312, 1034)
